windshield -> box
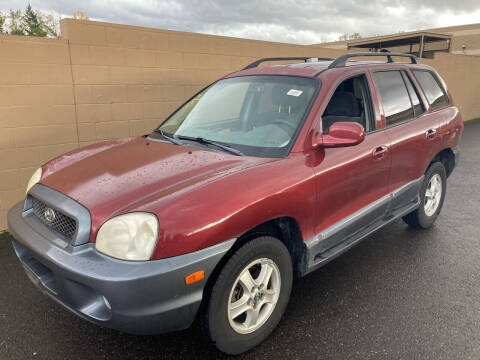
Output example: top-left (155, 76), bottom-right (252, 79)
top-left (155, 75), bottom-right (318, 157)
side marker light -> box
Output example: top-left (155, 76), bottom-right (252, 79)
top-left (185, 270), bottom-right (205, 285)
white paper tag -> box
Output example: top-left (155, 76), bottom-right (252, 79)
top-left (287, 89), bottom-right (303, 97)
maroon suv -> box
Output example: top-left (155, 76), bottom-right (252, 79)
top-left (8, 53), bottom-right (463, 354)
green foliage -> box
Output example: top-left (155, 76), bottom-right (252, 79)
top-left (38, 13), bottom-right (59, 37)
top-left (4, 4), bottom-right (59, 37)
top-left (349, 32), bottom-right (362, 40)
top-left (8, 9), bottom-right (25, 35)
top-left (0, 11), bottom-right (5, 34)
top-left (338, 32), bottom-right (363, 41)
top-left (24, 4), bottom-right (47, 37)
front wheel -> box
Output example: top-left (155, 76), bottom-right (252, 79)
top-left (202, 236), bottom-right (293, 355)
top-left (403, 161), bottom-right (447, 229)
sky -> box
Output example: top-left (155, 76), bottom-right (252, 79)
top-left (1, 0), bottom-right (480, 44)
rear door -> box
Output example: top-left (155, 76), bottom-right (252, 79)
top-left (371, 69), bottom-right (440, 216)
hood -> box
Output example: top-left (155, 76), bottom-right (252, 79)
top-left (41, 137), bottom-right (274, 220)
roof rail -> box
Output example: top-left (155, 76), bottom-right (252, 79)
top-left (327, 52), bottom-right (419, 69)
top-left (243, 57), bottom-right (334, 70)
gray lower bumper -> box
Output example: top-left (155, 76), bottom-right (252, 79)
top-left (8, 202), bottom-right (234, 335)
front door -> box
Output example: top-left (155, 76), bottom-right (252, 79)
top-left (311, 73), bottom-right (391, 255)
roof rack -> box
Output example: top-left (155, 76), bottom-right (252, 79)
top-left (328, 52), bottom-right (419, 69)
top-left (243, 57), bottom-right (334, 70)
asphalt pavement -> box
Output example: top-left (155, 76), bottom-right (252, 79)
top-left (1, 119), bottom-right (479, 360)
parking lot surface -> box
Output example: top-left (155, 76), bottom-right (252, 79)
top-left (1, 120), bottom-right (479, 359)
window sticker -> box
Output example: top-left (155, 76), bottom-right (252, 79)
top-left (287, 89), bottom-right (303, 97)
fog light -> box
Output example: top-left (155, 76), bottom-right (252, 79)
top-left (103, 296), bottom-right (111, 310)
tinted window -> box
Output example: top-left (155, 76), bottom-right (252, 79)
top-left (402, 72), bottom-right (424, 117)
top-left (373, 71), bottom-right (414, 126)
top-left (322, 74), bottom-right (373, 133)
top-left (412, 70), bottom-right (449, 110)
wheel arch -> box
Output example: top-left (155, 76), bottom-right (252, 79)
top-left (428, 147), bottom-right (455, 177)
top-left (195, 216), bottom-right (306, 328)
top-left (235, 216), bottom-right (307, 277)
top-left (202, 216), bottom-right (305, 296)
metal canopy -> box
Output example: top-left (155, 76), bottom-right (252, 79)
top-left (347, 31), bottom-right (452, 58)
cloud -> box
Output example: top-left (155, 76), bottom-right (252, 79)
top-left (1, 0), bottom-right (479, 44)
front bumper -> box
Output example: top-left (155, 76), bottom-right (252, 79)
top-left (8, 202), bottom-right (234, 335)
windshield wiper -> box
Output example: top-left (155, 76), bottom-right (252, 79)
top-left (154, 129), bottom-right (183, 146)
top-left (176, 135), bottom-right (243, 156)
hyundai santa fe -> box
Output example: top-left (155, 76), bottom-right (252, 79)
top-left (8, 52), bottom-right (463, 354)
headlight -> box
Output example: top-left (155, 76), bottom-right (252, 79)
top-left (26, 167), bottom-right (42, 194)
top-left (95, 213), bottom-right (159, 261)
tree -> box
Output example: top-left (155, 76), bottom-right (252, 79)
top-left (24, 4), bottom-right (47, 37)
top-left (73, 11), bottom-right (89, 20)
top-left (349, 32), bottom-right (362, 40)
top-left (4, 5), bottom-right (59, 37)
top-left (0, 12), bottom-right (5, 34)
top-left (338, 32), bottom-right (363, 41)
top-left (7, 9), bottom-right (24, 35)
top-left (38, 13), bottom-right (59, 37)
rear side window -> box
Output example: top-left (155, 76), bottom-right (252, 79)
top-left (412, 70), bottom-right (449, 110)
top-left (373, 70), bottom-right (414, 126)
top-left (402, 72), bottom-right (424, 117)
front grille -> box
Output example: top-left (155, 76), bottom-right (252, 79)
top-left (32, 198), bottom-right (77, 240)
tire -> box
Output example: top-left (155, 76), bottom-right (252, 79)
top-left (402, 161), bottom-right (447, 229)
top-left (201, 236), bottom-right (293, 355)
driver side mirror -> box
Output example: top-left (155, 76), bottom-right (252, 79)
top-left (312, 122), bottom-right (365, 149)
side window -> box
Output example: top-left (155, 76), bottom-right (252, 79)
top-left (412, 70), bottom-right (449, 110)
top-left (402, 72), bottom-right (425, 117)
top-left (322, 74), bottom-right (373, 133)
top-left (373, 70), bottom-right (414, 126)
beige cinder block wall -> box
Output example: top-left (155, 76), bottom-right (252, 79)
top-left (0, 19), bottom-right (479, 230)
top-left (0, 34), bottom-right (78, 229)
top-left (430, 23), bottom-right (480, 55)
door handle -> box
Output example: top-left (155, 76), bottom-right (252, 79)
top-left (425, 128), bottom-right (437, 140)
top-left (372, 145), bottom-right (388, 160)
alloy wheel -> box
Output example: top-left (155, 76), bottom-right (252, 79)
top-left (227, 258), bottom-right (281, 334)
top-left (424, 173), bottom-right (442, 217)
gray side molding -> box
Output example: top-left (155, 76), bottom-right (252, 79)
top-left (303, 176), bottom-right (424, 275)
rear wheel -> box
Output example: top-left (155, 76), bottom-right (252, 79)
top-left (202, 236), bottom-right (293, 355)
top-left (402, 161), bottom-right (446, 229)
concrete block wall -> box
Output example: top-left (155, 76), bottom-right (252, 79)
top-left (0, 34), bottom-right (78, 229)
